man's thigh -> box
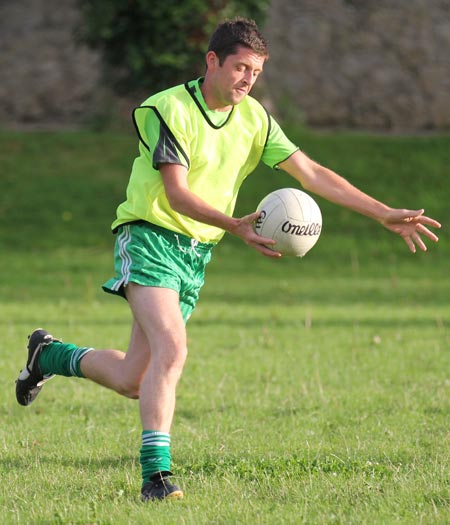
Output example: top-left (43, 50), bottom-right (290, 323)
top-left (125, 284), bottom-right (187, 353)
top-left (103, 222), bottom-right (212, 323)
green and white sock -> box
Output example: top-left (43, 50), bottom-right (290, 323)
top-left (140, 430), bottom-right (171, 485)
top-left (39, 341), bottom-right (93, 378)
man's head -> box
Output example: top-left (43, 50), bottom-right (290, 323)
top-left (207, 17), bottom-right (269, 65)
top-left (202, 18), bottom-right (269, 110)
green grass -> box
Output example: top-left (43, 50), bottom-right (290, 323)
top-left (0, 130), bottom-right (449, 524)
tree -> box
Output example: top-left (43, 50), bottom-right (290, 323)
top-left (78, 0), bottom-right (270, 94)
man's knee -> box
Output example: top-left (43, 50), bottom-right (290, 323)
top-left (116, 376), bottom-right (142, 399)
top-left (153, 333), bottom-right (188, 379)
top-left (162, 345), bottom-right (188, 374)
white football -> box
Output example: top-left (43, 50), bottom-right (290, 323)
top-left (254, 188), bottom-right (322, 257)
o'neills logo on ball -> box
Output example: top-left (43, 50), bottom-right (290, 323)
top-left (281, 220), bottom-right (321, 236)
top-left (255, 210), bottom-right (266, 229)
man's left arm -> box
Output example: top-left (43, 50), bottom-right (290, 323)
top-left (279, 150), bottom-right (441, 253)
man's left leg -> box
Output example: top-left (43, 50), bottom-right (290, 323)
top-left (15, 320), bottom-right (152, 406)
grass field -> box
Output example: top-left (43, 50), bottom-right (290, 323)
top-left (0, 130), bottom-right (449, 524)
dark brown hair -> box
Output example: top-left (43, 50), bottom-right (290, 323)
top-left (207, 17), bottom-right (269, 65)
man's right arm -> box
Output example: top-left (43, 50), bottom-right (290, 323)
top-left (160, 163), bottom-right (281, 258)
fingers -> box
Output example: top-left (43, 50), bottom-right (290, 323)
top-left (416, 223), bottom-right (439, 243)
top-left (404, 212), bottom-right (441, 232)
top-left (403, 232), bottom-right (426, 253)
top-left (254, 233), bottom-right (277, 246)
top-left (412, 232), bottom-right (427, 252)
top-left (247, 236), bottom-right (282, 258)
top-left (386, 209), bottom-right (441, 254)
top-left (237, 211), bottom-right (282, 257)
top-left (256, 244), bottom-right (283, 258)
top-left (417, 215), bottom-right (442, 229)
top-left (397, 209), bottom-right (424, 222)
top-left (403, 228), bottom-right (438, 253)
top-left (242, 210), bottom-right (262, 223)
top-left (403, 235), bottom-right (417, 253)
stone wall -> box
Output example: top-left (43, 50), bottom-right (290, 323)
top-left (1, 0), bottom-right (449, 130)
top-left (0, 0), bottom-right (102, 129)
top-left (264, 0), bottom-right (450, 130)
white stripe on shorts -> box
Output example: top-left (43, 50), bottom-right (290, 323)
top-left (111, 225), bottom-right (132, 291)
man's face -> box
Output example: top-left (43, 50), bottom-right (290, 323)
top-left (205, 45), bottom-right (266, 109)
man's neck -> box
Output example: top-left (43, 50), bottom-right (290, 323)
top-left (199, 79), bottom-right (232, 112)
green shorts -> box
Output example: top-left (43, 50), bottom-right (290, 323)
top-left (102, 221), bottom-right (214, 322)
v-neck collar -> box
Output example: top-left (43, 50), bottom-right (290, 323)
top-left (184, 78), bottom-right (234, 129)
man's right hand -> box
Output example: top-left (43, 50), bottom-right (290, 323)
top-left (229, 211), bottom-right (282, 258)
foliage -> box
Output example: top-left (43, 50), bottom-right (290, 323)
top-left (77, 0), bottom-right (270, 94)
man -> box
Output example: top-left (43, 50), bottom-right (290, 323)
top-left (15, 18), bottom-right (440, 502)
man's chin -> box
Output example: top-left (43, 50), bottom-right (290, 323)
top-left (231, 91), bottom-right (247, 105)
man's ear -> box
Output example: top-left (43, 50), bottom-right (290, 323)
top-left (205, 51), bottom-right (219, 70)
